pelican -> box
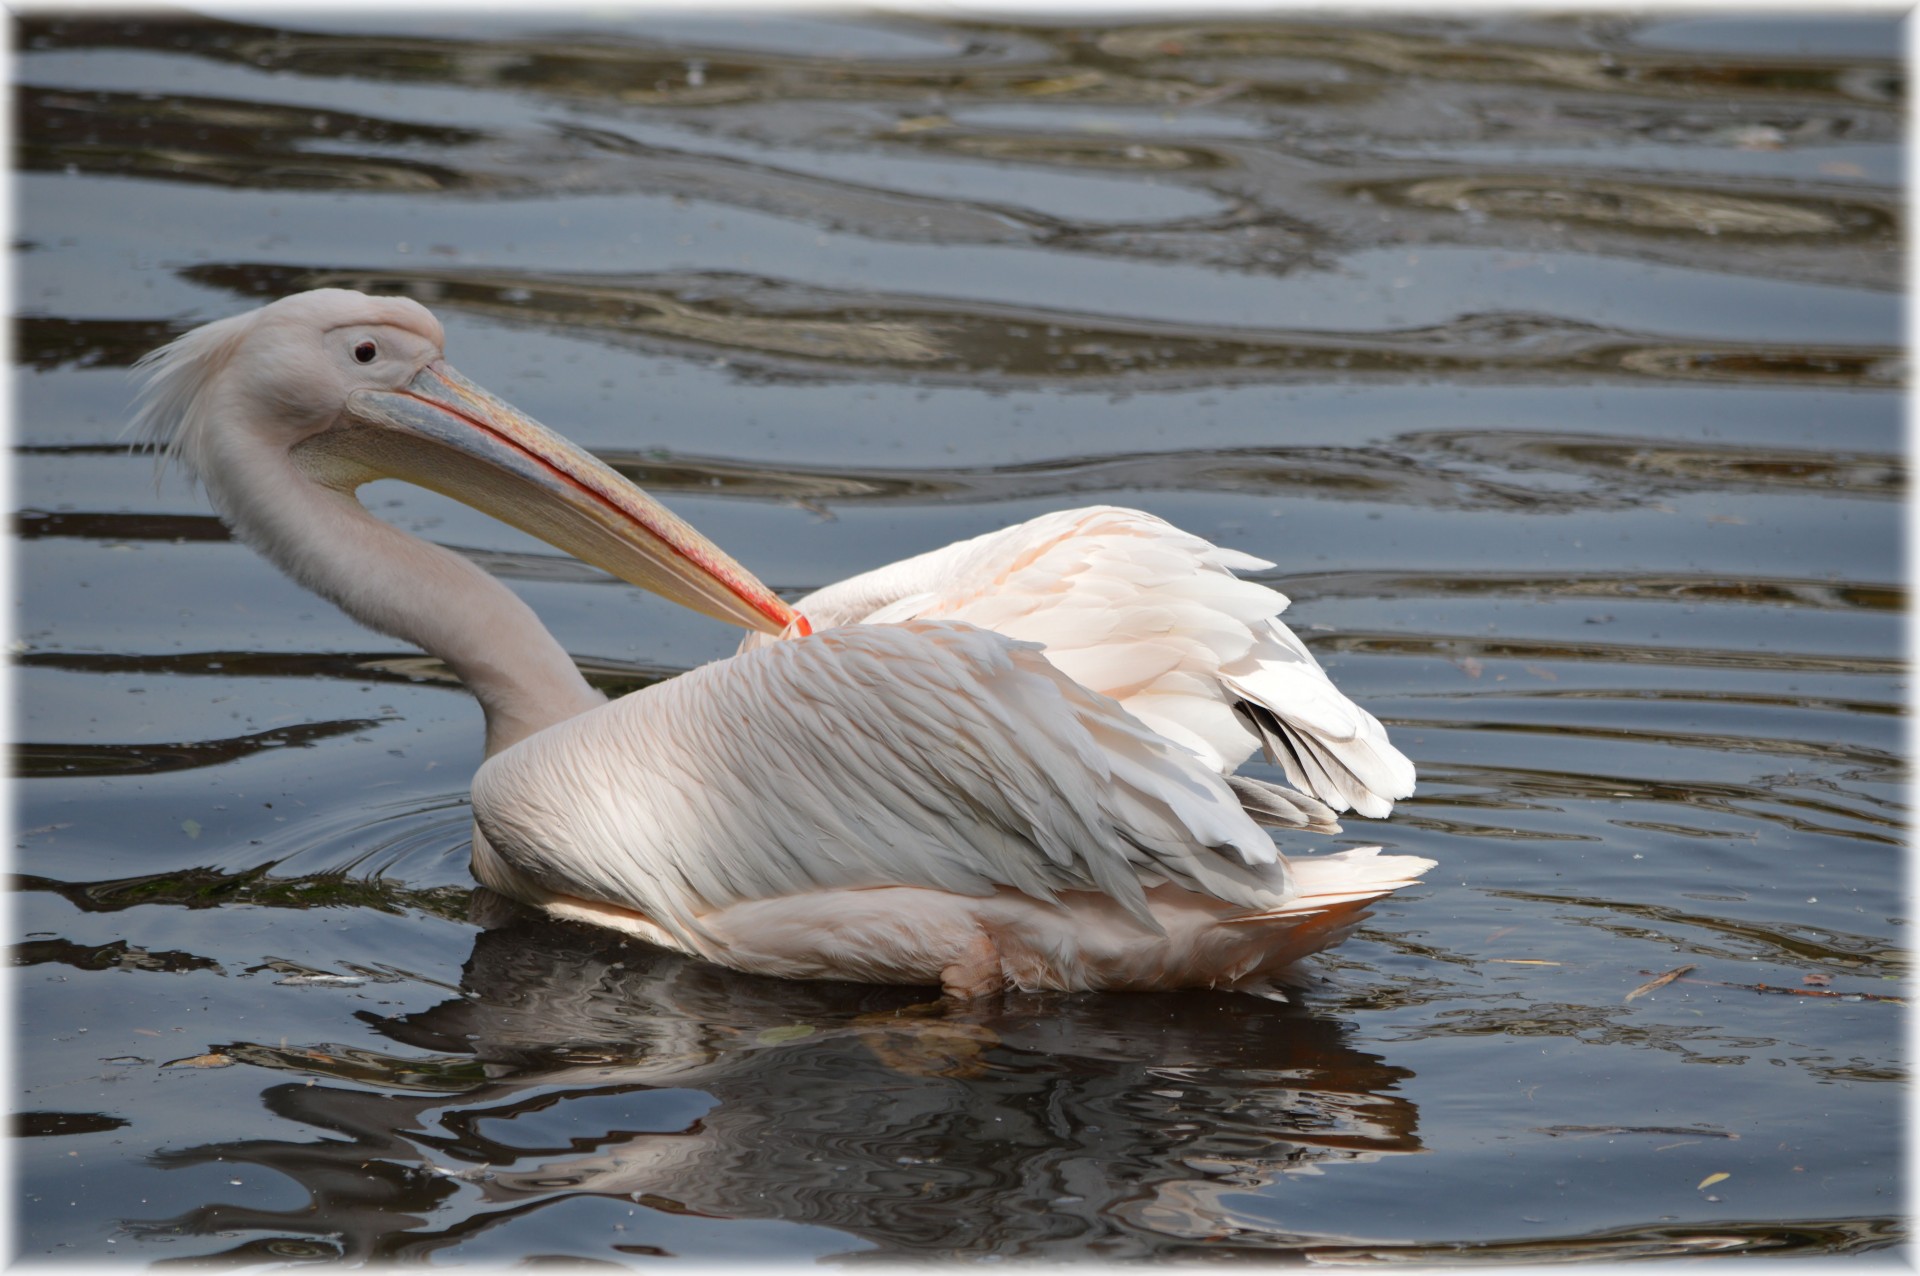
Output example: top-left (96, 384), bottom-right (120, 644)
top-left (132, 289), bottom-right (1431, 998)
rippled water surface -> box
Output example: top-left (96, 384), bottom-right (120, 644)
top-left (11, 9), bottom-right (1907, 1264)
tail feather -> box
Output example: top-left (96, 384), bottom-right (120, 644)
top-left (1209, 846), bottom-right (1434, 981)
top-left (1221, 846), bottom-right (1436, 923)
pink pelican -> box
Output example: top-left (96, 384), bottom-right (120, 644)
top-left (133, 289), bottom-right (1429, 998)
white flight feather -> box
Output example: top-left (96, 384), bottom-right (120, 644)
top-left (741, 505), bottom-right (1415, 815)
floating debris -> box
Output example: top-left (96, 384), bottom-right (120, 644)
top-left (274, 973), bottom-right (367, 987)
top-left (425, 1163), bottom-right (495, 1182)
top-left (1625, 964), bottom-right (1695, 1003)
top-left (1699, 980), bottom-right (1903, 1005)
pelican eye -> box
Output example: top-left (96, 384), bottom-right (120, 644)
top-left (353, 340), bottom-right (378, 364)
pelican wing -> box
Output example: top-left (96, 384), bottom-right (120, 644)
top-left (473, 619), bottom-right (1295, 948)
top-left (744, 506), bottom-right (1415, 817)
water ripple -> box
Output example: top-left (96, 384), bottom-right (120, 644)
top-left (1357, 172), bottom-right (1892, 240)
top-left (155, 266), bottom-right (1910, 391)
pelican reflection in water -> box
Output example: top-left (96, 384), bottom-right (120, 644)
top-left (133, 289), bottom-right (1428, 996)
top-left (135, 900), bottom-right (1423, 1262)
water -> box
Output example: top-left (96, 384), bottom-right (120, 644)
top-left (12, 9), bottom-right (1906, 1263)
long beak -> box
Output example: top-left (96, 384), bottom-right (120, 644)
top-left (305, 361), bottom-right (800, 635)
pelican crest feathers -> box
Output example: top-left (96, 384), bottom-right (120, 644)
top-left (128, 289), bottom-right (442, 485)
top-left (127, 306), bottom-right (254, 484)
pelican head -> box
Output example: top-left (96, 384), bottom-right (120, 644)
top-left (131, 288), bottom-right (797, 634)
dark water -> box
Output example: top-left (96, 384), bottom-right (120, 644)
top-left (11, 9), bottom-right (1906, 1264)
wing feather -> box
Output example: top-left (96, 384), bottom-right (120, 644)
top-left (474, 620), bottom-right (1295, 951)
top-left (744, 505), bottom-right (1415, 816)
top-left (1224, 775), bottom-right (1342, 833)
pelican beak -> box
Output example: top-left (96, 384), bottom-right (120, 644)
top-left (308, 360), bottom-right (798, 635)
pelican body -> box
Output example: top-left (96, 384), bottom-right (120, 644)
top-left (134, 289), bottom-right (1429, 997)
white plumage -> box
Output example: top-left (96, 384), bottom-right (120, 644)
top-left (743, 506), bottom-right (1416, 816)
top-left (134, 289), bottom-right (1432, 998)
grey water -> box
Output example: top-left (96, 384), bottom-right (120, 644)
top-left (11, 8), bottom-right (1906, 1263)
